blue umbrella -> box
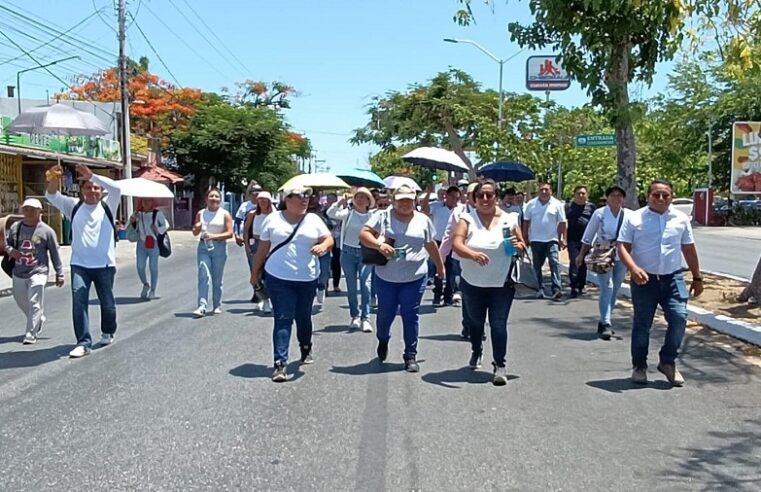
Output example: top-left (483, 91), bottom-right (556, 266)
top-left (336, 168), bottom-right (386, 188)
top-left (478, 161), bottom-right (535, 182)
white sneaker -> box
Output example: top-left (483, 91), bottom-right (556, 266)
top-left (316, 289), bottom-right (326, 304)
top-left (99, 334), bottom-right (114, 346)
top-left (193, 306), bottom-right (206, 318)
top-left (22, 333), bottom-right (37, 345)
top-left (453, 293), bottom-right (462, 303)
top-left (212, 307), bottom-right (222, 315)
top-left (140, 283), bottom-right (150, 299)
top-left (350, 317), bottom-right (361, 330)
top-left (262, 300), bottom-right (272, 314)
top-left (69, 345), bottom-right (91, 358)
top-left (361, 319), bottom-right (374, 333)
top-left (147, 290), bottom-right (158, 300)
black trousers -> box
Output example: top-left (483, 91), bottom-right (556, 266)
top-left (331, 244), bottom-right (342, 289)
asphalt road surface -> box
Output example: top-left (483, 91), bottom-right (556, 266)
top-left (694, 227), bottom-right (761, 279)
top-left (1, 239), bottom-right (760, 490)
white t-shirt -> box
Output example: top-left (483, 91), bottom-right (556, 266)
top-left (252, 213), bottom-right (269, 237)
top-left (201, 208), bottom-right (229, 235)
top-left (459, 210), bottom-right (519, 288)
top-left (342, 210), bottom-right (370, 248)
top-left (429, 201), bottom-right (456, 242)
top-left (261, 212), bottom-right (330, 282)
top-left (524, 197), bottom-right (567, 243)
top-left (366, 210), bottom-right (436, 283)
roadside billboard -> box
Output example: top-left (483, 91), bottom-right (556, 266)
top-left (526, 55), bottom-right (571, 91)
top-left (731, 122), bottom-right (761, 194)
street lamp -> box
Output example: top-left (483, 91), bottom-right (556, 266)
top-left (443, 38), bottom-right (522, 130)
top-left (16, 56), bottom-right (80, 113)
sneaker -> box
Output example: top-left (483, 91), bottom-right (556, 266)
top-left (657, 363), bottom-right (684, 387)
top-left (597, 322), bottom-right (614, 340)
top-left (332, 286), bottom-right (342, 294)
top-left (570, 288), bottom-right (579, 298)
top-left (140, 283), bottom-right (150, 299)
top-left (460, 328), bottom-right (470, 340)
top-left (631, 367), bottom-right (648, 384)
top-left (452, 293), bottom-right (462, 305)
top-left (403, 356), bottom-right (420, 373)
top-left (300, 345), bottom-right (314, 365)
top-left (433, 298), bottom-right (443, 307)
top-left (69, 345), bottom-right (91, 358)
top-left (22, 333), bottom-right (37, 345)
top-left (316, 289), bottom-right (326, 304)
top-left (193, 306), bottom-right (206, 318)
top-left (552, 291), bottom-right (563, 301)
top-left (37, 315), bottom-right (46, 336)
top-left (535, 290), bottom-right (545, 299)
top-left (361, 319), bottom-right (374, 333)
top-left (493, 364), bottom-right (508, 386)
top-left (262, 300), bottom-right (272, 314)
top-left (468, 352), bottom-right (483, 369)
top-left (272, 362), bottom-right (287, 383)
top-left (148, 290), bottom-right (158, 300)
top-left (250, 293), bottom-right (258, 303)
top-left (376, 340), bottom-right (389, 362)
top-left (350, 317), bottom-right (361, 330)
top-left (99, 334), bottom-right (114, 346)
top-left (212, 307), bottom-right (222, 315)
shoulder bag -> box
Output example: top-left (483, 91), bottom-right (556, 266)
top-left (584, 211), bottom-right (625, 274)
top-left (361, 210), bottom-right (390, 266)
top-left (152, 210), bottom-right (172, 258)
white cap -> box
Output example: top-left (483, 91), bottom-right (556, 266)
top-left (21, 198), bottom-right (43, 210)
top-left (393, 185), bottom-right (417, 201)
top-left (256, 191), bottom-right (273, 202)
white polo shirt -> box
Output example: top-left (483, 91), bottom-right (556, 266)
top-left (429, 201), bottom-right (457, 242)
top-left (617, 206), bottom-right (694, 275)
top-left (524, 197), bottom-right (566, 243)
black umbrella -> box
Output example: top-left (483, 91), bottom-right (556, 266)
top-left (478, 161), bottom-right (535, 182)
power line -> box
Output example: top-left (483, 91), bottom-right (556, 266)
top-left (0, 34), bottom-right (102, 74)
top-left (0, 29), bottom-right (71, 88)
top-left (180, 0), bottom-right (251, 76)
top-left (128, 11), bottom-right (181, 86)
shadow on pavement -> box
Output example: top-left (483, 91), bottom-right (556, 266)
top-left (222, 299), bottom-right (255, 305)
top-left (317, 324), bottom-right (353, 334)
top-left (173, 313), bottom-right (199, 319)
top-left (0, 344), bottom-right (70, 370)
top-left (331, 360), bottom-right (406, 375)
top-left (89, 297), bottom-right (146, 306)
top-left (422, 367), bottom-right (519, 389)
top-left (657, 419), bottom-right (761, 490)
top-left (586, 378), bottom-right (672, 393)
top-left (678, 328), bottom-right (761, 386)
top-left (0, 335), bottom-right (25, 345)
top-left (229, 362), bottom-right (304, 381)
top-left (419, 334), bottom-right (468, 342)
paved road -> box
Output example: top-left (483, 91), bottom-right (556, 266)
top-left (694, 227), bottom-right (761, 279)
top-left (1, 239), bottom-right (760, 490)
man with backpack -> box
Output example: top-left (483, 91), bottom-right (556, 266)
top-left (45, 163), bottom-right (122, 358)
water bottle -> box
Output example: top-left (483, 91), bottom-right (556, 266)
top-left (502, 226), bottom-right (516, 256)
top-left (202, 226), bottom-right (214, 251)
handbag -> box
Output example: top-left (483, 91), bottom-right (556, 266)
top-left (127, 222), bottom-right (139, 242)
top-left (361, 210), bottom-right (390, 265)
top-left (152, 210), bottom-right (172, 258)
top-left (584, 211), bottom-right (625, 274)
top-left (1, 223), bottom-right (18, 278)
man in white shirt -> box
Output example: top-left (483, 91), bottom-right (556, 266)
top-left (617, 180), bottom-right (703, 387)
top-left (45, 163), bottom-right (122, 358)
top-left (522, 182), bottom-right (567, 300)
top-left (422, 185), bottom-right (461, 306)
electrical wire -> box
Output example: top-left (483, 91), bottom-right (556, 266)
top-left (181, 0), bottom-right (251, 76)
top-left (128, 11), bottom-right (181, 86)
top-left (0, 29), bottom-right (71, 88)
top-left (0, 26), bottom-right (106, 72)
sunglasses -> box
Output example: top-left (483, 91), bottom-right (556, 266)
top-left (287, 192), bottom-right (311, 199)
top-left (650, 192), bottom-right (671, 199)
top-left (475, 192), bottom-right (496, 200)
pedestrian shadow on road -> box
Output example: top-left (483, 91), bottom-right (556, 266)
top-left (173, 312), bottom-right (200, 319)
top-left (88, 297), bottom-right (146, 306)
top-left (586, 378), bottom-right (672, 393)
top-left (422, 367), bottom-right (519, 389)
top-left (229, 363), bottom-right (304, 382)
top-left (316, 324), bottom-right (353, 334)
top-left (331, 360), bottom-right (406, 375)
top-left (419, 334), bottom-right (468, 342)
top-left (0, 344), bottom-right (70, 370)
top-left (0, 334), bottom-right (25, 345)
top-left (223, 299), bottom-right (255, 305)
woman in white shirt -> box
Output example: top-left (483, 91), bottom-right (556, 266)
top-left (452, 180), bottom-right (526, 386)
top-left (327, 187), bottom-right (375, 333)
top-left (129, 198), bottom-right (169, 300)
top-left (243, 191), bottom-right (274, 311)
top-left (250, 186), bottom-right (334, 383)
top-left (575, 186), bottom-right (628, 340)
top-left (191, 188), bottom-right (233, 318)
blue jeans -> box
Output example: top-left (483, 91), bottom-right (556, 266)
top-left (460, 279), bottom-right (515, 367)
top-left (630, 272), bottom-right (688, 369)
top-left (197, 241), bottom-right (227, 310)
top-left (136, 241), bottom-right (159, 291)
top-left (71, 265), bottom-right (117, 347)
top-left (341, 246), bottom-right (371, 319)
top-left (433, 250), bottom-right (459, 303)
top-left (374, 274), bottom-right (427, 357)
top-left (531, 241), bottom-right (561, 294)
top-left (597, 260), bottom-right (627, 324)
top-left (317, 252), bottom-right (331, 291)
top-left (266, 275), bottom-right (318, 364)
top-left (567, 240), bottom-right (587, 291)
top-left (246, 240), bottom-right (259, 272)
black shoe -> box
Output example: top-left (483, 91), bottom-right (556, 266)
top-left (377, 340), bottom-right (389, 362)
top-left (251, 293), bottom-right (259, 303)
top-left (300, 345), bottom-right (314, 364)
top-left (468, 352), bottom-right (483, 369)
top-left (403, 356), bottom-right (420, 373)
top-left (552, 291), bottom-right (563, 301)
top-left (597, 322), bottom-right (614, 340)
top-left (570, 288), bottom-right (579, 298)
top-left (460, 328), bottom-right (470, 340)
top-left (433, 297), bottom-right (442, 307)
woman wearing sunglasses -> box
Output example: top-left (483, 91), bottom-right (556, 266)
top-left (452, 179), bottom-right (526, 386)
top-left (251, 186), bottom-right (334, 383)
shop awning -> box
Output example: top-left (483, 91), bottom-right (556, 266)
top-left (0, 143), bottom-right (123, 169)
top-left (135, 165), bottom-right (185, 184)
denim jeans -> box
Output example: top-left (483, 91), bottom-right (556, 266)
top-left (530, 241), bottom-right (562, 294)
top-left (374, 274), bottom-right (427, 357)
top-left (341, 246), bottom-right (371, 319)
top-left (434, 250), bottom-right (458, 303)
top-left (567, 240), bottom-right (587, 291)
top-left (597, 260), bottom-right (627, 324)
top-left (317, 252), bottom-right (331, 291)
top-left (630, 272), bottom-right (688, 369)
top-left (136, 241), bottom-right (160, 291)
top-left (246, 240), bottom-right (259, 273)
top-left (71, 265), bottom-right (117, 347)
top-left (197, 241), bottom-right (227, 310)
top-left (266, 275), bottom-right (318, 364)
top-left (460, 278), bottom-right (515, 367)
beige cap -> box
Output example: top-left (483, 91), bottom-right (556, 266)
top-left (393, 185), bottom-right (417, 201)
top-left (353, 187), bottom-right (376, 208)
top-left (282, 186), bottom-right (313, 197)
top-left (21, 198), bottom-right (43, 210)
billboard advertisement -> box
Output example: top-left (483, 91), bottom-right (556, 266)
top-left (731, 122), bottom-right (761, 194)
top-left (526, 55), bottom-right (571, 91)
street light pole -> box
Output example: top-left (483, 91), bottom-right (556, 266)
top-left (118, 0), bottom-right (133, 217)
top-left (16, 56), bottom-right (80, 113)
top-left (707, 122), bottom-right (714, 189)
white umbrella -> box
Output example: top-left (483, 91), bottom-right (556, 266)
top-left (401, 147), bottom-right (469, 173)
top-left (116, 178), bottom-right (174, 198)
top-left (7, 103), bottom-right (110, 136)
top-left (384, 175), bottom-right (421, 191)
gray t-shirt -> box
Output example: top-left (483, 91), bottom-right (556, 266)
top-left (5, 221), bottom-right (63, 279)
top-left (366, 210), bottom-right (435, 283)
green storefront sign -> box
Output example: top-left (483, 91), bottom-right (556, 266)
top-left (0, 115), bottom-right (121, 162)
top-left (575, 133), bottom-right (616, 148)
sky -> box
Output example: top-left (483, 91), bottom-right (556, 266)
top-left (0, 0), bottom-right (676, 175)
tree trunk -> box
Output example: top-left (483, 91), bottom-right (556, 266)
top-left (737, 255), bottom-right (761, 303)
top-left (442, 118), bottom-right (477, 181)
top-left (607, 38), bottom-right (639, 210)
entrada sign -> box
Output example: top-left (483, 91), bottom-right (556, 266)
top-left (575, 133), bottom-right (616, 148)
top-left (526, 55), bottom-right (571, 91)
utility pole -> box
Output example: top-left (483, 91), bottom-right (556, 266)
top-left (118, 0), bottom-right (133, 216)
